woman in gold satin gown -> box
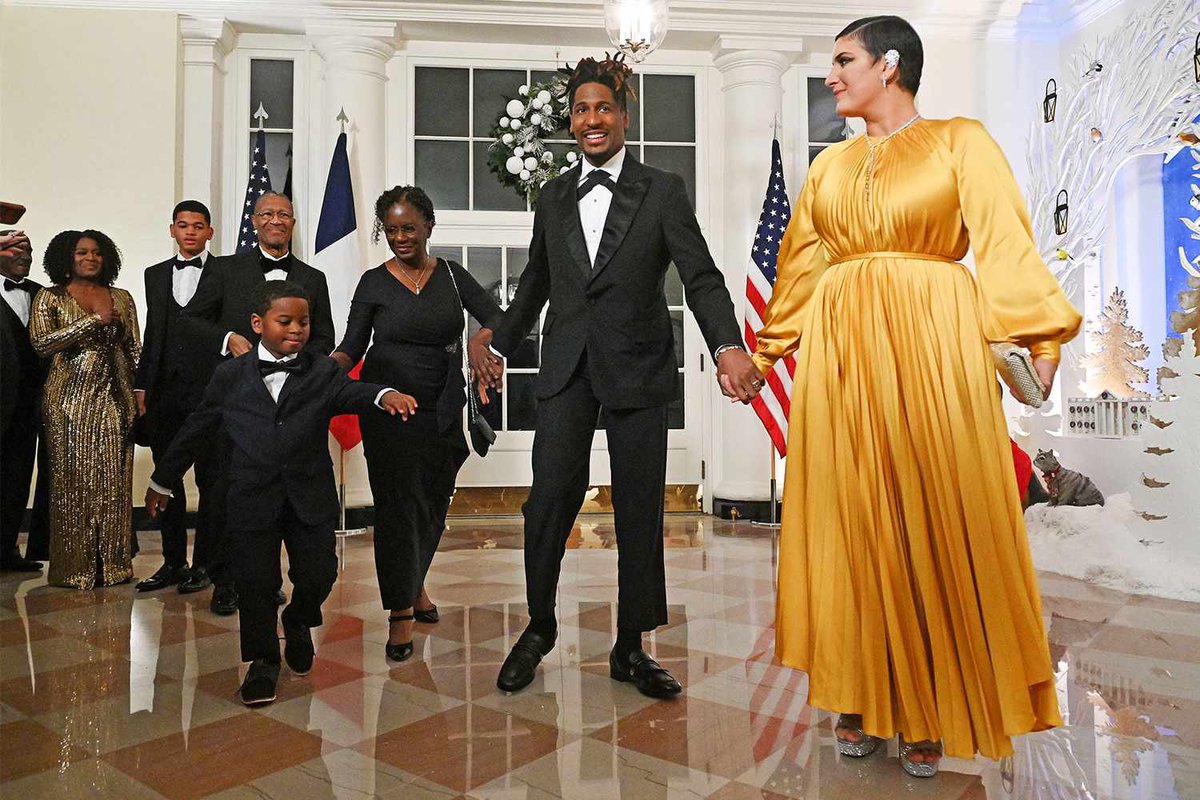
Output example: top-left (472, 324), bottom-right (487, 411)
top-left (750, 17), bottom-right (1082, 769)
top-left (30, 230), bottom-right (140, 589)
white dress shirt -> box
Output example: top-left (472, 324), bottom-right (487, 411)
top-left (260, 247), bottom-right (290, 281)
top-left (1, 277), bottom-right (33, 326)
top-left (172, 251), bottom-right (208, 307)
top-left (577, 148), bottom-right (626, 267)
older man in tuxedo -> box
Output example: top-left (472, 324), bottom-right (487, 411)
top-left (469, 57), bottom-right (761, 698)
top-left (0, 229), bottom-right (49, 571)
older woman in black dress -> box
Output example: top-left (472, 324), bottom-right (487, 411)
top-left (333, 186), bottom-right (501, 662)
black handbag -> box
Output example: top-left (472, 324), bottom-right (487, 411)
top-left (445, 260), bottom-right (496, 457)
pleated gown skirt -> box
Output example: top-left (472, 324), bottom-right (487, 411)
top-left (774, 255), bottom-right (1063, 759)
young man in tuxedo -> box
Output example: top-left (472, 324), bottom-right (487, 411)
top-left (146, 281), bottom-right (416, 706)
top-left (181, 190), bottom-right (336, 614)
top-left (0, 229), bottom-right (49, 571)
top-left (134, 201), bottom-right (226, 594)
top-left (469, 57), bottom-right (761, 697)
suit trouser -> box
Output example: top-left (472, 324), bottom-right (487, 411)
top-left (0, 409), bottom-right (49, 560)
top-left (524, 357), bottom-right (669, 632)
top-left (234, 501), bottom-right (338, 662)
top-left (147, 391), bottom-right (222, 568)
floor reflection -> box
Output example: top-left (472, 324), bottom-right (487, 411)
top-left (0, 515), bottom-right (1197, 799)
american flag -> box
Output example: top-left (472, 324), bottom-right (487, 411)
top-left (744, 139), bottom-right (795, 456)
top-left (237, 129), bottom-right (274, 253)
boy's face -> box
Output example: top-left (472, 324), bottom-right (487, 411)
top-left (251, 296), bottom-right (310, 357)
top-left (170, 211), bottom-right (213, 258)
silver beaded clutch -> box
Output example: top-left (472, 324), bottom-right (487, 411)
top-left (990, 343), bottom-right (1045, 408)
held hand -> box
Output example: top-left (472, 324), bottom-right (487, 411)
top-left (144, 488), bottom-right (170, 519)
top-left (468, 328), bottom-right (504, 392)
top-left (1033, 357), bottom-right (1057, 400)
top-left (227, 333), bottom-right (253, 357)
top-left (95, 301), bottom-right (120, 326)
top-left (381, 391), bottom-right (418, 421)
top-left (330, 351), bottom-right (355, 372)
top-left (475, 381), bottom-right (493, 406)
top-left (716, 349), bottom-right (764, 404)
top-left (135, 391), bottom-right (147, 417)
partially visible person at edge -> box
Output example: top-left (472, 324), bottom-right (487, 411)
top-left (332, 185), bottom-right (503, 663)
top-left (31, 230), bottom-right (142, 589)
top-left (744, 15), bottom-right (1081, 775)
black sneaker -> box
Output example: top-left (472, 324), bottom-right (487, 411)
top-left (210, 584), bottom-right (238, 616)
top-left (282, 615), bottom-right (314, 676)
top-left (239, 659), bottom-right (280, 706)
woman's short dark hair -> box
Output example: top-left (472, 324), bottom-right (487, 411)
top-left (43, 229), bottom-right (122, 286)
top-left (836, 15), bottom-right (924, 95)
top-left (372, 185), bottom-right (435, 244)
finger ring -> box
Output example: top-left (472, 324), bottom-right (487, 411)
top-left (751, 379), bottom-right (763, 389)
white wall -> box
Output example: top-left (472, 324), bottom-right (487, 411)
top-left (0, 6), bottom-right (181, 498)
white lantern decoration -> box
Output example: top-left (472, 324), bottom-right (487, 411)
top-left (505, 156), bottom-right (524, 175)
top-left (604, 0), bottom-right (670, 63)
top-left (513, 146), bottom-right (525, 157)
top-left (523, 156), bottom-right (538, 170)
top-left (505, 99), bottom-right (525, 117)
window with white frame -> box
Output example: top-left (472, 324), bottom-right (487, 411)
top-left (415, 66), bottom-right (696, 432)
top-left (248, 59), bottom-right (296, 195)
top-left (806, 76), bottom-right (852, 162)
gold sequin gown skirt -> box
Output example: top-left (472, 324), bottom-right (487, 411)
top-left (30, 286), bottom-right (141, 589)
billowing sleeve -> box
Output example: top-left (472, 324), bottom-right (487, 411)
top-left (29, 290), bottom-right (103, 356)
top-left (953, 118), bottom-right (1081, 362)
top-left (750, 163), bottom-right (830, 375)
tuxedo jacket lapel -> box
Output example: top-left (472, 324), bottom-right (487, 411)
top-left (273, 351), bottom-right (313, 413)
top-left (553, 170), bottom-right (592, 282)
top-left (243, 352), bottom-right (278, 409)
top-left (589, 158), bottom-right (650, 283)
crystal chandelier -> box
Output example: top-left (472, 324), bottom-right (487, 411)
top-left (604, 0), bottom-right (669, 63)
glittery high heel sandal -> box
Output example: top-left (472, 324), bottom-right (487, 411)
top-left (898, 735), bottom-right (941, 778)
top-left (835, 714), bottom-right (881, 757)
top-left (385, 614), bottom-right (414, 662)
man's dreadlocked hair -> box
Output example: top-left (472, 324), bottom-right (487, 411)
top-left (560, 53), bottom-right (638, 111)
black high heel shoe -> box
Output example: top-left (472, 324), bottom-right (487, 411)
top-left (414, 604), bottom-right (439, 624)
top-left (385, 613), bottom-right (415, 662)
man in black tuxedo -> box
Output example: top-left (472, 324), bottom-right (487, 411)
top-left (147, 281), bottom-right (414, 706)
top-left (134, 201), bottom-right (227, 594)
top-left (469, 57), bottom-right (762, 697)
top-left (182, 191), bottom-right (336, 613)
top-left (1, 229), bottom-right (48, 572)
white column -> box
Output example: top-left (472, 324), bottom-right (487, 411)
top-left (308, 21), bottom-right (397, 270)
top-left (179, 17), bottom-right (236, 243)
top-left (711, 43), bottom-right (795, 504)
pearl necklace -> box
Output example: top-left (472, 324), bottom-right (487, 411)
top-left (863, 113), bottom-right (921, 209)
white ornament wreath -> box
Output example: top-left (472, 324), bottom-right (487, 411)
top-left (487, 77), bottom-right (581, 202)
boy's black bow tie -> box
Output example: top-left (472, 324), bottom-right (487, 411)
top-left (174, 257), bottom-right (202, 270)
top-left (258, 359), bottom-right (303, 375)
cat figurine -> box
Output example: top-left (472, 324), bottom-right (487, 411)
top-left (1032, 449), bottom-right (1105, 507)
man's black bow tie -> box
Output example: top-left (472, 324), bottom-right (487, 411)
top-left (577, 169), bottom-right (617, 200)
top-left (258, 359), bottom-right (303, 376)
top-left (3, 278), bottom-right (34, 293)
top-left (174, 257), bottom-right (202, 270)
top-left (260, 254), bottom-right (291, 274)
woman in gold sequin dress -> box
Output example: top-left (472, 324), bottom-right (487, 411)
top-left (749, 17), bottom-right (1082, 770)
top-left (30, 230), bottom-right (140, 588)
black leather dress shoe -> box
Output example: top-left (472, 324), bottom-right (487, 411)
top-left (239, 659), bottom-right (280, 706)
top-left (414, 604), bottom-right (439, 624)
top-left (135, 562), bottom-right (188, 592)
top-left (276, 589), bottom-right (287, 606)
top-left (610, 647), bottom-right (682, 698)
top-left (496, 627), bottom-right (556, 693)
top-left (282, 613), bottom-right (314, 675)
top-left (0, 552), bottom-right (43, 572)
top-left (178, 566), bottom-right (212, 594)
top-left (210, 584), bottom-right (238, 616)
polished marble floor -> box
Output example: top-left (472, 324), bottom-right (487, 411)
top-left (1, 515), bottom-right (1197, 799)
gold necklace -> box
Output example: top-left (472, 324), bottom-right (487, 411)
top-left (396, 258), bottom-right (432, 294)
top-left (863, 113), bottom-right (921, 208)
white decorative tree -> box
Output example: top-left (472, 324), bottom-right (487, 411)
top-left (1080, 288), bottom-right (1151, 398)
top-left (1170, 270), bottom-right (1200, 354)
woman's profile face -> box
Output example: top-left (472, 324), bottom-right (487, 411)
top-left (825, 36), bottom-right (887, 118)
top-left (71, 237), bottom-right (104, 281)
top-left (382, 202), bottom-right (433, 264)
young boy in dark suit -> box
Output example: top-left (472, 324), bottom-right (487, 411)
top-left (145, 280), bottom-right (417, 706)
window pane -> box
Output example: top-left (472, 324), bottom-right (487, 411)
top-left (665, 262), bottom-right (683, 305)
top-left (506, 247), bottom-right (529, 305)
top-left (667, 372), bottom-right (684, 429)
top-left (809, 145), bottom-right (827, 164)
top-left (415, 140), bottom-right (469, 210)
top-left (473, 69), bottom-right (527, 137)
top-left (473, 142), bottom-right (527, 211)
top-left (807, 77), bottom-right (844, 143)
top-left (670, 310), bottom-right (685, 369)
top-left (250, 59), bottom-right (294, 129)
top-left (248, 133), bottom-right (293, 195)
top-left (429, 245), bottom-right (463, 266)
top-left (466, 247), bottom-right (503, 305)
top-left (643, 75), bottom-right (695, 142)
top-left (643, 145), bottom-right (695, 207)
top-left (415, 67), bottom-right (468, 136)
top-left (625, 75), bottom-right (642, 142)
top-left (507, 373), bottom-right (538, 430)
